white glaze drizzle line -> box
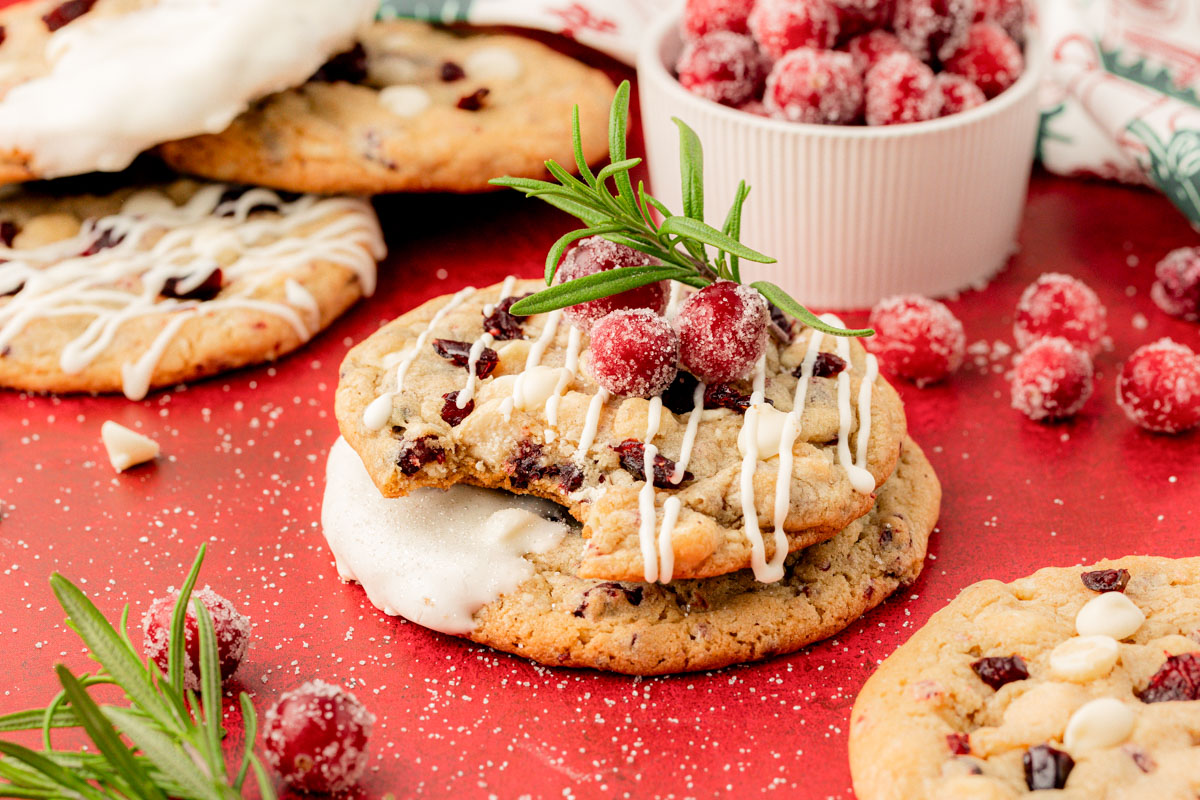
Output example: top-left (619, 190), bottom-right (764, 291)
top-left (544, 324), bottom-right (582, 428)
top-left (671, 380), bottom-right (705, 484)
top-left (0, 186), bottom-right (384, 401)
top-left (482, 275), bottom-right (517, 316)
top-left (739, 356), bottom-right (774, 582)
top-left (639, 395), bottom-right (664, 583)
top-left (657, 496), bottom-right (681, 584)
top-left (827, 314), bottom-right (876, 494)
top-left (457, 277), bottom-right (516, 409)
top-left (362, 286), bottom-right (476, 430)
top-left (574, 388), bottom-right (609, 460)
top-left (499, 308), bottom-right (563, 421)
top-left (856, 354), bottom-right (879, 473)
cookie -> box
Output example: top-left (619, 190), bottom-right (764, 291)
top-left (156, 20), bottom-right (616, 194)
top-left (334, 279), bottom-right (908, 582)
top-left (324, 436), bottom-right (940, 675)
top-left (850, 557), bottom-right (1200, 799)
top-left (0, 179), bottom-right (384, 398)
top-left (0, 0), bottom-right (374, 183)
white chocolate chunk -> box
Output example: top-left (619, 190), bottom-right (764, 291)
top-left (101, 421), bottom-right (160, 472)
top-left (1064, 698), bottom-right (1135, 752)
top-left (1075, 592), bottom-right (1145, 640)
top-left (513, 365), bottom-right (570, 411)
top-left (1049, 635), bottom-right (1120, 682)
top-left (377, 85), bottom-right (431, 118)
top-left (737, 403), bottom-right (789, 460)
top-left (464, 47), bottom-right (522, 81)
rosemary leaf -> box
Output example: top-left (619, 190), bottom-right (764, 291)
top-left (545, 224), bottom-right (623, 285)
top-left (193, 600), bottom-right (224, 773)
top-left (657, 216), bottom-right (773, 263)
top-left (510, 266), bottom-right (695, 315)
top-left (570, 105), bottom-right (596, 187)
top-left (0, 742), bottom-right (108, 800)
top-left (722, 181), bottom-right (750, 283)
top-left (750, 282), bottom-right (873, 337)
top-left (0, 708), bottom-right (78, 735)
top-left (673, 118), bottom-right (704, 225)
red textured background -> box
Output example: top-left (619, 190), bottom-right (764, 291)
top-left (2, 33), bottom-right (1199, 800)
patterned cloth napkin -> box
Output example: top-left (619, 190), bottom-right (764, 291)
top-left (378, 0), bottom-right (1200, 227)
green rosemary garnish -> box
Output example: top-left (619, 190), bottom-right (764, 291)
top-left (489, 80), bottom-right (872, 338)
top-left (0, 546), bottom-right (276, 799)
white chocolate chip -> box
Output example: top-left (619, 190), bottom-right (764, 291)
top-left (121, 189), bottom-right (176, 216)
top-left (369, 55), bottom-right (420, 85)
top-left (1075, 592), bottom-right (1145, 640)
top-left (737, 403), bottom-right (790, 460)
top-left (1063, 698), bottom-right (1135, 752)
top-left (13, 212), bottom-right (81, 249)
top-left (1049, 635), bottom-right (1121, 682)
top-left (101, 421), bottom-right (160, 472)
top-left (514, 365), bottom-right (570, 410)
top-left (464, 46), bottom-right (522, 82)
top-left (377, 85), bottom-right (431, 118)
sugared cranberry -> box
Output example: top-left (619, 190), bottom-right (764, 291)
top-left (864, 52), bottom-right (942, 126)
top-left (263, 680), bottom-right (374, 793)
top-left (844, 30), bottom-right (908, 75)
top-left (557, 237), bottom-right (668, 333)
top-left (764, 48), bottom-right (864, 124)
top-left (748, 0), bottom-right (840, 60)
top-left (867, 295), bottom-right (965, 386)
top-left (1081, 568), bottom-right (1130, 593)
top-left (974, 0), bottom-right (1026, 42)
top-left (971, 655), bottom-right (1029, 690)
top-left (892, 0), bottom-right (975, 62)
top-left (440, 61), bottom-right (465, 81)
top-left (396, 435), bottom-right (445, 475)
top-left (1116, 339), bottom-right (1200, 434)
top-left (588, 309), bottom-right (679, 398)
top-left (1151, 246), bottom-right (1200, 322)
top-left (432, 338), bottom-right (498, 378)
top-left (310, 43), bottom-right (368, 84)
top-left (142, 587), bottom-right (250, 691)
top-left (935, 72), bottom-right (986, 115)
top-left (676, 281), bottom-right (769, 383)
top-left (1010, 337), bottom-right (1094, 422)
top-left (613, 440), bottom-right (693, 488)
top-left (1013, 273), bottom-right (1108, 356)
top-left (738, 99), bottom-right (771, 117)
top-left (833, 0), bottom-right (894, 38)
top-left (946, 732), bottom-right (971, 755)
top-left (42, 0), bottom-right (97, 31)
top-left (161, 269), bottom-right (224, 302)
top-left (942, 22), bottom-right (1023, 99)
top-left (457, 88), bottom-right (490, 110)
top-left (483, 294), bottom-right (531, 340)
top-left (677, 32), bottom-right (766, 107)
top-left (683, 0), bottom-right (754, 38)
top-left (1137, 653), bottom-right (1200, 703)
top-left (801, 351), bottom-right (848, 378)
top-left (1024, 744), bottom-right (1074, 791)
top-left (440, 391), bottom-right (474, 427)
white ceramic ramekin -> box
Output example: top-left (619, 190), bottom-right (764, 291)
top-left (636, 10), bottom-right (1045, 309)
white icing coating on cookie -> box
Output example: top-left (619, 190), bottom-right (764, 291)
top-left (377, 85), bottom-right (432, 118)
top-left (0, 185), bottom-right (384, 400)
top-left (1063, 697), bottom-right (1135, 752)
top-left (322, 437), bottom-right (567, 635)
top-left (100, 420), bottom-right (158, 472)
top-left (638, 395), bottom-right (664, 583)
top-left (0, 0), bottom-right (376, 178)
top-left (464, 46), bottom-right (523, 82)
top-left (1049, 635), bottom-right (1120, 682)
top-left (1075, 592), bottom-right (1145, 640)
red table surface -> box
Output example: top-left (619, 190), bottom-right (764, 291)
top-left (2, 42), bottom-right (1200, 800)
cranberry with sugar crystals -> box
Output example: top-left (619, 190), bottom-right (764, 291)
top-left (971, 655), bottom-right (1029, 690)
top-left (557, 237), bottom-right (668, 333)
top-left (1024, 744), bottom-right (1074, 791)
top-left (263, 680), bottom-right (374, 793)
top-left (867, 295), bottom-right (965, 386)
top-left (892, 0), bottom-right (975, 62)
top-left (683, 0), bottom-right (754, 38)
top-left (748, 0), bottom-right (840, 60)
top-left (942, 22), bottom-right (1023, 99)
top-left (1137, 653), bottom-right (1200, 704)
top-left (588, 309), bottom-right (679, 397)
top-left (1081, 568), bottom-right (1130, 593)
top-left (142, 587), bottom-right (250, 691)
top-left (1151, 246), bottom-right (1200, 322)
top-left (864, 52), bottom-right (942, 126)
top-left (676, 281), bottom-right (769, 384)
top-left (1116, 338), bottom-right (1200, 434)
top-left (833, 0), bottom-right (894, 38)
top-left (1010, 337), bottom-right (1094, 422)
top-left (844, 30), bottom-right (909, 75)
top-left (935, 72), bottom-right (986, 115)
top-left (974, 0), bottom-right (1026, 42)
top-left (765, 48), bottom-right (864, 124)
top-left (1013, 273), bottom-right (1108, 356)
top-left (677, 32), bottom-right (766, 107)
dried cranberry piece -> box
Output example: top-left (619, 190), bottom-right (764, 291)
top-left (1125, 745), bottom-right (1156, 774)
top-left (768, 301), bottom-right (793, 342)
top-left (482, 294), bottom-right (530, 340)
top-left (0, 221), bottom-right (15, 248)
top-left (703, 383), bottom-right (756, 413)
top-left (946, 732), bottom-right (971, 755)
top-left (161, 269), bottom-right (223, 302)
top-left (457, 88), bottom-right (490, 110)
top-left (1023, 744), bottom-right (1074, 791)
top-left (311, 43), bottom-right (368, 84)
top-left (970, 655), bottom-right (1029, 690)
top-left (396, 436), bottom-right (444, 476)
top-left (804, 352), bottom-right (847, 378)
top-left (1137, 653), bottom-right (1200, 703)
top-left (1081, 568), bottom-right (1130, 593)
top-left (612, 440), bottom-right (693, 488)
top-left (432, 338), bottom-right (498, 378)
top-left (215, 186), bottom-right (289, 216)
top-left (42, 0), bottom-right (97, 31)
top-left (440, 391), bottom-right (473, 427)
top-left (80, 228), bottom-right (124, 257)
top-left (662, 370), bottom-right (702, 415)
top-left (557, 462), bottom-right (584, 493)
top-left (0, 26), bottom-right (6, 47)
top-left (1, 282), bottom-right (22, 298)
top-left (572, 582), bottom-right (645, 617)
top-left (506, 441), bottom-right (557, 489)
top-left (440, 61), bottom-right (465, 81)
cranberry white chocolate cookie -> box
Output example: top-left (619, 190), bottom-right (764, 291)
top-left (0, 0), bottom-right (375, 185)
top-left (0, 180), bottom-right (384, 398)
top-left (157, 20), bottom-right (616, 194)
top-left (849, 557), bottom-right (1200, 799)
top-left (334, 279), bottom-right (908, 583)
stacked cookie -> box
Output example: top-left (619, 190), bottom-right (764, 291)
top-left (0, 1), bottom-right (614, 397)
top-left (328, 279), bottom-right (941, 673)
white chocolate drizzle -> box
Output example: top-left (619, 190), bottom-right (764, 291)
top-left (544, 324), bottom-right (582, 434)
top-left (0, 186), bottom-right (384, 400)
top-left (500, 308), bottom-right (563, 421)
top-left (671, 380), bottom-right (706, 484)
top-left (738, 356), bottom-right (777, 582)
top-left (456, 276), bottom-right (516, 409)
top-left (638, 395), bottom-right (664, 583)
top-left (828, 314), bottom-right (877, 494)
top-left (574, 388), bottom-right (609, 459)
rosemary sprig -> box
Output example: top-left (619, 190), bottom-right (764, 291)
top-left (0, 546), bottom-right (277, 799)
top-left (489, 80), bottom-right (872, 339)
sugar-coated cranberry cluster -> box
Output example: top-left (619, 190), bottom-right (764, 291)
top-left (675, 0), bottom-right (1026, 125)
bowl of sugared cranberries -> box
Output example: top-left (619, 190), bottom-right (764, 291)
top-left (637, 0), bottom-right (1045, 308)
